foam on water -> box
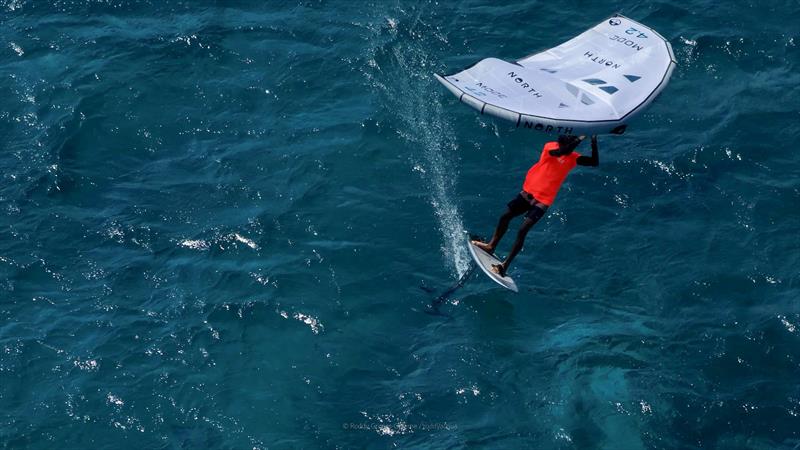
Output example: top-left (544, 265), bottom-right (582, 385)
top-left (2, 1), bottom-right (800, 448)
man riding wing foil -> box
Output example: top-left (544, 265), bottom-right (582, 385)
top-left (472, 134), bottom-right (599, 276)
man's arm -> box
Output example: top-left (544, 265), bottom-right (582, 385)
top-left (576, 135), bottom-right (599, 167)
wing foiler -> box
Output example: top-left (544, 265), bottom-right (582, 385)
top-left (435, 15), bottom-right (676, 135)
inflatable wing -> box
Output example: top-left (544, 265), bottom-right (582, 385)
top-left (435, 15), bottom-right (676, 135)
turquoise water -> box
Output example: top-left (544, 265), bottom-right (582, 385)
top-left (2, 1), bottom-right (799, 448)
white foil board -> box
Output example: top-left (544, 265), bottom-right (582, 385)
top-left (467, 239), bottom-right (519, 293)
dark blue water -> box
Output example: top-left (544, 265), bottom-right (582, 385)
top-left (2, 1), bottom-right (799, 448)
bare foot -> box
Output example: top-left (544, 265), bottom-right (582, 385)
top-left (491, 263), bottom-right (507, 277)
top-left (471, 240), bottom-right (494, 254)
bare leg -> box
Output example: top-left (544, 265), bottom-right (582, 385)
top-left (493, 216), bottom-right (537, 276)
top-left (473, 208), bottom-right (516, 253)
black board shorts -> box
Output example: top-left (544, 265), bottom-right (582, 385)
top-left (507, 194), bottom-right (547, 221)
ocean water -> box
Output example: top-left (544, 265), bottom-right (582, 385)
top-left (1, 0), bottom-right (799, 448)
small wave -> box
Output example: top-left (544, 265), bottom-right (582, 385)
top-left (293, 312), bottom-right (323, 334)
top-left (177, 232), bottom-right (259, 252)
top-left (179, 239), bottom-right (210, 250)
top-left (232, 233), bottom-right (259, 250)
top-left (107, 393), bottom-right (125, 406)
top-left (9, 42), bottom-right (24, 56)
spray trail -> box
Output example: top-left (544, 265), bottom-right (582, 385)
top-left (396, 92), bottom-right (471, 278)
top-left (361, 13), bottom-right (471, 278)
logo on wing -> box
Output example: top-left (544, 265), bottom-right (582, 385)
top-left (609, 18), bottom-right (621, 26)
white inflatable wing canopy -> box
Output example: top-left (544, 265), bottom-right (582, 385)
top-left (435, 15), bottom-right (676, 135)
